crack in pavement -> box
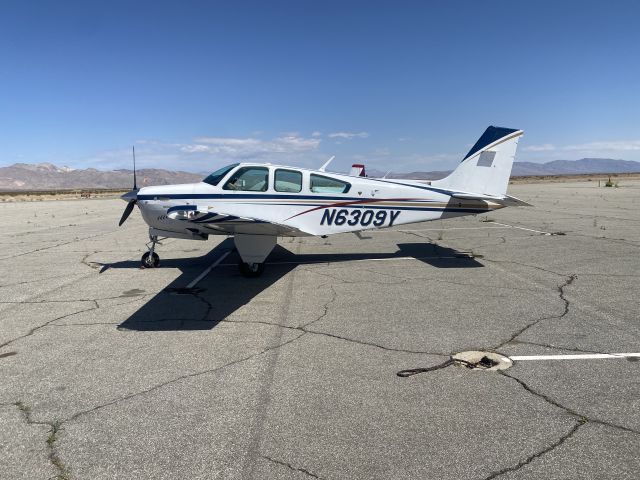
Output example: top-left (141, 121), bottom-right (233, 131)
top-left (0, 230), bottom-right (119, 261)
top-left (299, 284), bottom-right (337, 329)
top-left (262, 455), bottom-right (324, 479)
top-left (482, 419), bottom-right (586, 480)
top-left (12, 402), bottom-right (70, 480)
top-left (65, 332), bottom-right (305, 423)
top-left (0, 305), bottom-right (100, 350)
top-left (80, 251), bottom-right (102, 271)
top-left (482, 369), bottom-right (639, 479)
top-left (482, 258), bottom-right (568, 278)
top-left (0, 274), bottom-right (82, 289)
top-left (501, 372), bottom-right (640, 437)
top-left (493, 274), bottom-right (577, 350)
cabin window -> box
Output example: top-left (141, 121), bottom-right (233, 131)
top-left (203, 163), bottom-right (239, 186)
top-left (274, 169), bottom-right (303, 193)
top-left (223, 166), bottom-right (269, 192)
top-left (310, 174), bottom-right (351, 194)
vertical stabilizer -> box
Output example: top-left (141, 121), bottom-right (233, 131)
top-left (432, 126), bottom-right (523, 196)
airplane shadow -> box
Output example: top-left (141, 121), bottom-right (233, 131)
top-left (117, 240), bottom-right (482, 332)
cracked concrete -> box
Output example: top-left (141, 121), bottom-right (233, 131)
top-left (0, 403), bottom-right (59, 479)
top-left (0, 180), bottom-right (639, 478)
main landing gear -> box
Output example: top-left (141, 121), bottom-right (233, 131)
top-left (141, 234), bottom-right (161, 268)
top-left (235, 234), bottom-right (276, 278)
top-left (137, 232), bottom-right (276, 277)
top-left (238, 261), bottom-right (265, 278)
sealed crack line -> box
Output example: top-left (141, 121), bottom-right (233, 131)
top-left (262, 455), bottom-right (324, 479)
top-left (482, 420), bottom-right (587, 480)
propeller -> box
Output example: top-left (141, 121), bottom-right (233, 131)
top-left (119, 146), bottom-right (139, 226)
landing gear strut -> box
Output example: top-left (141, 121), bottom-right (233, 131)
top-left (141, 235), bottom-right (161, 268)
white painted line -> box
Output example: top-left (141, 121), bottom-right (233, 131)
top-left (186, 250), bottom-right (232, 288)
top-left (491, 222), bottom-right (552, 235)
top-left (510, 353), bottom-right (640, 361)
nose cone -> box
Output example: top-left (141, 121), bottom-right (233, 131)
top-left (121, 189), bottom-right (137, 202)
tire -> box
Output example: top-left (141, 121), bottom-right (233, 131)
top-left (239, 261), bottom-right (265, 277)
top-left (141, 252), bottom-right (160, 268)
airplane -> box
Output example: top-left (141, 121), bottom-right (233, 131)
top-left (119, 126), bottom-right (527, 277)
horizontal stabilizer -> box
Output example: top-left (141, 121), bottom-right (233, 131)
top-left (451, 193), bottom-right (532, 207)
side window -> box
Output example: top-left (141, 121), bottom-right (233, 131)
top-left (223, 167), bottom-right (269, 192)
top-left (274, 169), bottom-right (302, 193)
top-left (310, 174), bottom-right (351, 194)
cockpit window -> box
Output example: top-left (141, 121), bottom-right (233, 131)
top-left (203, 164), bottom-right (239, 186)
top-left (310, 174), bottom-right (351, 194)
top-left (223, 166), bottom-right (269, 192)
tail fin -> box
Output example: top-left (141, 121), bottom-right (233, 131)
top-left (432, 126), bottom-right (523, 196)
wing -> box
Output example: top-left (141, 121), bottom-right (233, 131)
top-left (166, 205), bottom-right (311, 236)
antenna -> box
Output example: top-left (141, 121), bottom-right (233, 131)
top-left (319, 155), bottom-right (335, 172)
top-left (132, 146), bottom-right (137, 190)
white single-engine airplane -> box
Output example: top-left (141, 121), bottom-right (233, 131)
top-left (119, 126), bottom-right (527, 276)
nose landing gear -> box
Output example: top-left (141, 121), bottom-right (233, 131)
top-left (141, 235), bottom-right (161, 268)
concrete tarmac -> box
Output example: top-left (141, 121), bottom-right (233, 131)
top-left (0, 180), bottom-right (639, 479)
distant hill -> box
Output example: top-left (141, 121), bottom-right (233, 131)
top-left (1, 158), bottom-right (639, 190)
top-left (369, 158), bottom-right (640, 180)
top-left (0, 163), bottom-right (203, 190)
top-left (512, 158), bottom-right (640, 176)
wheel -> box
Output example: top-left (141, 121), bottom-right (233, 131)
top-left (141, 251), bottom-right (160, 268)
top-left (239, 261), bottom-right (265, 277)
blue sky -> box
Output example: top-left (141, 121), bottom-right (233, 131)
top-left (1, 0), bottom-right (639, 173)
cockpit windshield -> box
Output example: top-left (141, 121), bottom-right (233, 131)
top-left (202, 164), bottom-right (239, 186)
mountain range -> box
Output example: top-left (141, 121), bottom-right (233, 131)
top-left (1, 158), bottom-right (639, 190)
top-left (0, 163), bottom-right (203, 190)
top-left (369, 158), bottom-right (640, 180)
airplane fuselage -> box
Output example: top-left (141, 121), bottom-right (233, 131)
top-left (134, 164), bottom-right (504, 239)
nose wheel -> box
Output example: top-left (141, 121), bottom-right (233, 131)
top-left (141, 251), bottom-right (160, 268)
top-left (141, 234), bottom-right (161, 268)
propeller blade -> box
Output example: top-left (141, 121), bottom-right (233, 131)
top-left (132, 146), bottom-right (137, 190)
top-left (119, 200), bottom-right (136, 226)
